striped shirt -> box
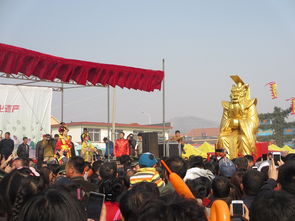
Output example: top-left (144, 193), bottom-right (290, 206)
top-left (130, 167), bottom-right (165, 188)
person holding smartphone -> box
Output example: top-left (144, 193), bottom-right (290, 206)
top-left (18, 186), bottom-right (89, 221)
top-left (230, 200), bottom-right (249, 220)
top-left (99, 178), bottom-right (124, 221)
top-left (241, 170), bottom-right (265, 209)
top-left (87, 192), bottom-right (106, 221)
top-left (272, 152), bottom-right (281, 167)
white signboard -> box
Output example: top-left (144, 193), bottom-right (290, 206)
top-left (0, 85), bottom-right (52, 145)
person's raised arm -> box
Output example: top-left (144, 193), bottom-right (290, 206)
top-left (259, 159), bottom-right (278, 196)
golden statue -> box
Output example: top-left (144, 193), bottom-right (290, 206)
top-left (216, 76), bottom-right (259, 159)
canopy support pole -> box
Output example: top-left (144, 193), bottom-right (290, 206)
top-left (162, 59), bottom-right (166, 156)
top-left (61, 83), bottom-right (64, 122)
top-left (111, 87), bottom-right (117, 146)
top-left (107, 85), bottom-right (111, 161)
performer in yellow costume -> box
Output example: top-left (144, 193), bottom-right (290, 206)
top-left (216, 76), bottom-right (259, 159)
top-left (81, 136), bottom-right (97, 162)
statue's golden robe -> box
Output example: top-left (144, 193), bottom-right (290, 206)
top-left (216, 76), bottom-right (259, 159)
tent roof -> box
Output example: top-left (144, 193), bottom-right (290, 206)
top-left (198, 142), bottom-right (215, 152)
top-left (0, 43), bottom-right (164, 92)
top-left (268, 144), bottom-right (282, 151)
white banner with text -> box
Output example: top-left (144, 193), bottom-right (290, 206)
top-left (0, 85), bottom-right (52, 145)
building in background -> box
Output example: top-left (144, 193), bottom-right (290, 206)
top-left (51, 121), bottom-right (172, 146)
top-left (185, 128), bottom-right (219, 146)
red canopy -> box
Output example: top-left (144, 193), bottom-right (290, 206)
top-left (0, 43), bottom-right (164, 92)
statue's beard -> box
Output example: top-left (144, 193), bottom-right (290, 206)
top-left (231, 95), bottom-right (246, 104)
top-left (231, 97), bottom-right (240, 103)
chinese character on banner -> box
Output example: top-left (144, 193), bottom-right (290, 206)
top-left (12, 105), bottom-right (19, 112)
top-left (0, 105), bottom-right (19, 113)
top-left (286, 98), bottom-right (295, 115)
top-left (5, 105), bottom-right (12, 113)
top-left (265, 82), bottom-right (278, 99)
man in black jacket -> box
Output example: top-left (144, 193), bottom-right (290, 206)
top-left (250, 159), bottom-right (295, 221)
top-left (65, 156), bottom-right (98, 192)
top-left (250, 190), bottom-right (295, 221)
top-left (17, 137), bottom-right (30, 159)
top-left (0, 132), bottom-right (14, 159)
top-left (241, 170), bottom-right (265, 210)
top-left (259, 158), bottom-right (295, 197)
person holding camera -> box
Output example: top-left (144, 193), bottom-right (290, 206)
top-left (36, 134), bottom-right (55, 164)
top-left (127, 133), bottom-right (137, 157)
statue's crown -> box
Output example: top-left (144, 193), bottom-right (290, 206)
top-left (229, 75), bottom-right (250, 100)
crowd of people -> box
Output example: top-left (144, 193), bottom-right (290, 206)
top-left (0, 128), bottom-right (295, 221)
top-left (0, 125), bottom-right (140, 167)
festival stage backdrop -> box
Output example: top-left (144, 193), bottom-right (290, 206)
top-left (0, 85), bottom-right (52, 144)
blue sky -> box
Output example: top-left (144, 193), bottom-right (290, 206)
top-left (0, 0), bottom-right (295, 124)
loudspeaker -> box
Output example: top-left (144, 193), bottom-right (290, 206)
top-left (167, 142), bottom-right (182, 157)
top-left (158, 142), bottom-right (182, 158)
top-left (158, 141), bottom-right (182, 158)
top-left (141, 132), bottom-right (159, 157)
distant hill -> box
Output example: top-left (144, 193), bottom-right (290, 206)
top-left (169, 116), bottom-right (218, 134)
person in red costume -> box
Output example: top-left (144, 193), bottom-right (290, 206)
top-left (114, 132), bottom-right (130, 158)
top-left (55, 123), bottom-right (72, 160)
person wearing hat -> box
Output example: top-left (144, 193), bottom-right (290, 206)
top-left (129, 152), bottom-right (165, 189)
top-left (55, 123), bottom-right (72, 159)
top-left (81, 136), bottom-right (98, 163)
top-left (130, 160), bottom-right (140, 172)
top-left (218, 157), bottom-right (236, 178)
top-left (81, 128), bottom-right (90, 143)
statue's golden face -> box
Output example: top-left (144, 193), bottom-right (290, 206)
top-left (230, 83), bottom-right (247, 103)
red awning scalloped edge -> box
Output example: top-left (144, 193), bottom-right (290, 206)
top-left (0, 43), bottom-right (164, 92)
